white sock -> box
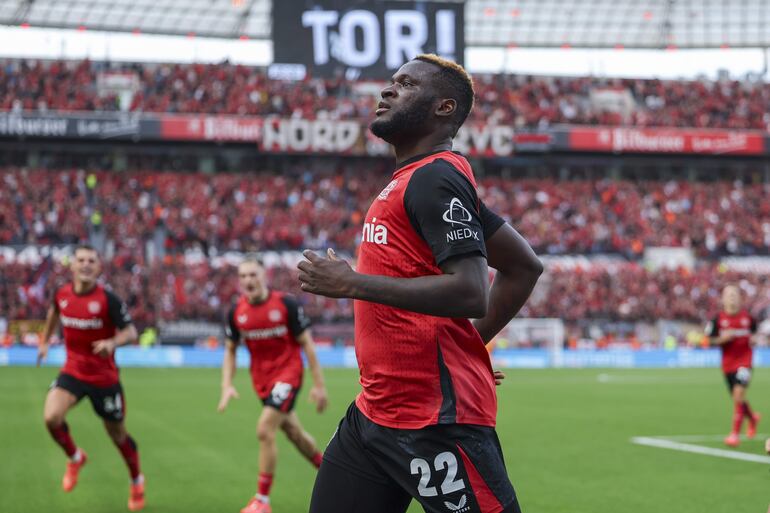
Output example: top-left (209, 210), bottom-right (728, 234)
top-left (132, 474), bottom-right (144, 486)
top-left (255, 494), bottom-right (270, 504)
top-left (71, 449), bottom-right (82, 463)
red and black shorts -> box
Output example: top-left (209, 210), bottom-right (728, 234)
top-left (724, 367), bottom-right (752, 391)
top-left (310, 402), bottom-right (521, 513)
top-left (52, 373), bottom-right (126, 422)
top-left (260, 381), bottom-right (300, 413)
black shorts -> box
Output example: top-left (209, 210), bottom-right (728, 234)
top-left (724, 367), bottom-right (752, 391)
top-left (261, 381), bottom-right (300, 413)
top-left (52, 373), bottom-right (126, 422)
top-left (310, 402), bottom-right (521, 513)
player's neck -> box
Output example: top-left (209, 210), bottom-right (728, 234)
top-left (247, 290), bottom-right (270, 304)
top-left (393, 136), bottom-right (452, 168)
top-left (724, 307), bottom-right (740, 315)
top-left (73, 280), bottom-right (96, 295)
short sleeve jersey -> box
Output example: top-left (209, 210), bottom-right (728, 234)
top-left (354, 150), bottom-right (502, 429)
top-left (225, 291), bottom-right (311, 399)
top-left (54, 283), bottom-right (132, 387)
top-left (705, 310), bottom-right (756, 373)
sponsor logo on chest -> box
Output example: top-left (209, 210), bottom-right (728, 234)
top-left (238, 309), bottom-right (288, 340)
top-left (362, 217), bottom-right (389, 245)
top-left (60, 315), bottom-right (104, 330)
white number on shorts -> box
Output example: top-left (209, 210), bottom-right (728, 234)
top-left (736, 367), bottom-right (751, 383)
top-left (435, 451), bottom-right (465, 494)
top-left (410, 451), bottom-right (466, 497)
top-left (104, 393), bottom-right (123, 413)
top-left (410, 458), bottom-right (438, 497)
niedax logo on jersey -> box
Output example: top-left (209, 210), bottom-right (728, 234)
top-left (377, 179), bottom-right (399, 200)
top-left (362, 217), bottom-right (388, 245)
top-left (442, 197), bottom-right (479, 243)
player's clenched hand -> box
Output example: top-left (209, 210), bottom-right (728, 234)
top-left (92, 339), bottom-right (117, 358)
top-left (297, 249), bottom-right (356, 298)
top-left (36, 342), bottom-right (48, 367)
top-left (765, 438), bottom-right (770, 454)
top-left (493, 370), bottom-right (506, 386)
top-left (217, 386), bottom-right (239, 412)
top-left (309, 385), bottom-right (328, 413)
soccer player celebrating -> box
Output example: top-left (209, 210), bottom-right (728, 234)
top-left (705, 285), bottom-right (761, 447)
top-left (219, 256), bottom-right (328, 513)
top-left (299, 55), bottom-right (542, 513)
top-left (38, 244), bottom-right (144, 510)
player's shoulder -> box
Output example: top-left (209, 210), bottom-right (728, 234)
top-left (55, 282), bottom-right (72, 298)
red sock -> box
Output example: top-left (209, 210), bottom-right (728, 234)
top-left (311, 451), bottom-right (323, 469)
top-left (257, 472), bottom-right (273, 497)
top-left (731, 403), bottom-right (745, 434)
top-left (743, 401), bottom-right (755, 421)
top-left (116, 435), bottom-right (141, 480)
top-left (48, 422), bottom-right (77, 458)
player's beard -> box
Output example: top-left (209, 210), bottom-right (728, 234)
top-left (369, 94), bottom-right (435, 144)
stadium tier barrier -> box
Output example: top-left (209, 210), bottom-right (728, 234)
top-left (2, 346), bottom-right (768, 369)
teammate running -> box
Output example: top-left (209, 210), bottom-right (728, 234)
top-left (705, 285), bottom-right (761, 447)
top-left (299, 55), bottom-right (543, 513)
top-left (219, 256), bottom-right (329, 513)
top-left (38, 244), bottom-right (144, 511)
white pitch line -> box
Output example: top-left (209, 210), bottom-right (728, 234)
top-left (631, 436), bottom-right (770, 464)
top-left (656, 433), bottom-right (770, 443)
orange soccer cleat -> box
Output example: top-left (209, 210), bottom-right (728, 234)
top-left (240, 497), bottom-right (272, 513)
top-left (747, 413), bottom-right (761, 439)
top-left (128, 476), bottom-right (145, 511)
top-left (62, 450), bottom-right (88, 492)
top-left (724, 433), bottom-right (740, 447)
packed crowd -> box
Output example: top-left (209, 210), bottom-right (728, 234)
top-left (3, 168), bottom-right (770, 258)
top-left (2, 59), bottom-right (770, 130)
top-left (2, 256), bottom-right (767, 330)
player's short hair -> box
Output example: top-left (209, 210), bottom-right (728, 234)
top-left (414, 53), bottom-right (475, 136)
top-left (240, 253), bottom-right (264, 267)
top-left (74, 243), bottom-right (99, 256)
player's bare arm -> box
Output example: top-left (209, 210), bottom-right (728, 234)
top-left (298, 248), bottom-right (488, 319)
top-left (296, 330), bottom-right (328, 413)
top-left (38, 305), bottom-right (60, 366)
top-left (472, 223), bottom-right (543, 344)
top-left (92, 324), bottom-right (138, 358)
top-left (218, 339), bottom-right (240, 412)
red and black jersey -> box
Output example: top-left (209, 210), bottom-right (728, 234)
top-left (354, 150), bottom-right (505, 429)
top-left (705, 310), bottom-right (757, 373)
top-left (225, 291), bottom-right (311, 399)
top-left (54, 283), bottom-right (132, 387)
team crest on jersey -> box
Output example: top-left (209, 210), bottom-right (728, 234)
top-left (237, 314), bottom-right (248, 324)
top-left (59, 300), bottom-right (68, 310)
top-left (377, 179), bottom-right (399, 200)
top-left (88, 301), bottom-right (101, 314)
top-left (269, 309), bottom-right (282, 322)
top-left (720, 320), bottom-right (730, 328)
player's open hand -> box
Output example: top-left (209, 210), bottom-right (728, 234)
top-left (309, 385), bottom-right (328, 413)
top-left (493, 369), bottom-right (506, 386)
top-left (217, 385), bottom-right (239, 412)
top-left (36, 342), bottom-right (48, 367)
top-left (92, 339), bottom-right (117, 358)
top-left (298, 249), bottom-right (356, 298)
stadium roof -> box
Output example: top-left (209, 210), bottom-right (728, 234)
top-left (2, 0), bottom-right (770, 48)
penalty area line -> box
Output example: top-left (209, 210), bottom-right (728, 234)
top-left (631, 436), bottom-right (770, 464)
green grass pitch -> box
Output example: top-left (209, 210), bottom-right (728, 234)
top-left (1, 366), bottom-right (768, 512)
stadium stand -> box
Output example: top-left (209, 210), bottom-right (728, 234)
top-left (2, 168), bottom-right (769, 257)
top-left (2, 59), bottom-right (770, 129)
